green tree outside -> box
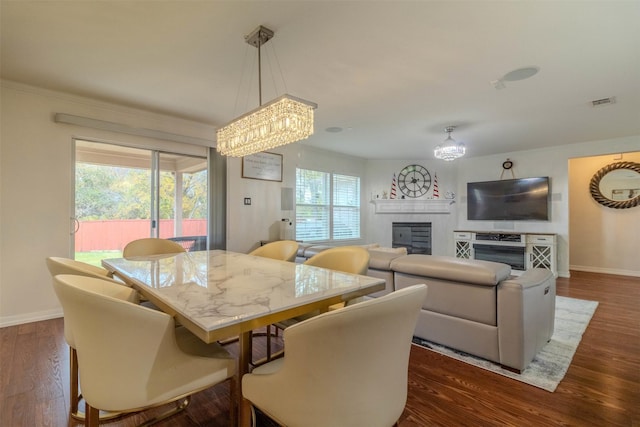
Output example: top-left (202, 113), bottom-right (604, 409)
top-left (75, 163), bottom-right (207, 221)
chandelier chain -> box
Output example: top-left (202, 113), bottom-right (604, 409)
top-left (269, 41), bottom-right (288, 94)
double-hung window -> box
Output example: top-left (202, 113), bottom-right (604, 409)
top-left (295, 168), bottom-right (360, 242)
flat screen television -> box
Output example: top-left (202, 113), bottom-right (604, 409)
top-left (467, 177), bottom-right (550, 221)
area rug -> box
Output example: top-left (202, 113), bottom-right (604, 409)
top-left (412, 295), bottom-right (598, 392)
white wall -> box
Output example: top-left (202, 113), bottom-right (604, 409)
top-left (226, 143), bottom-right (368, 253)
top-left (0, 82), bottom-right (215, 326)
top-left (569, 151), bottom-right (640, 276)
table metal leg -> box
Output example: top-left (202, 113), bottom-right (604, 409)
top-left (238, 331), bottom-right (252, 427)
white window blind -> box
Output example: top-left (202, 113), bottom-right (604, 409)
top-left (333, 174), bottom-right (360, 239)
top-left (295, 168), bottom-right (360, 242)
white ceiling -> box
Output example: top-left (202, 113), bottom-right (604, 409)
top-left (2, 1), bottom-right (639, 159)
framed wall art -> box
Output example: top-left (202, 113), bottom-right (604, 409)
top-left (241, 152), bottom-right (283, 182)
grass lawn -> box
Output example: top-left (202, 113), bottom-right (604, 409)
top-left (75, 251), bottom-right (122, 267)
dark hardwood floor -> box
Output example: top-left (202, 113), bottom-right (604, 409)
top-left (1, 271), bottom-right (638, 426)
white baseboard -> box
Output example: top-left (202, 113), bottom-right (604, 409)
top-left (570, 265), bottom-right (640, 278)
top-left (0, 308), bottom-right (63, 328)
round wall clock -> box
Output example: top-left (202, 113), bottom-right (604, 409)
top-left (397, 164), bottom-right (432, 198)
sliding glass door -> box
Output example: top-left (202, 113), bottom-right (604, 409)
top-left (73, 140), bottom-right (207, 265)
top-left (156, 151), bottom-right (208, 250)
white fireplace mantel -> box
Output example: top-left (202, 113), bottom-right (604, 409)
top-left (370, 199), bottom-right (454, 214)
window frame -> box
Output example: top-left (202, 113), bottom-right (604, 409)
top-left (295, 167), bottom-right (361, 242)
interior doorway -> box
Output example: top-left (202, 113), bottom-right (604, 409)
top-left (568, 151), bottom-right (640, 277)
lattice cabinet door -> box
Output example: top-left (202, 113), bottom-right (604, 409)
top-left (529, 245), bottom-right (552, 269)
top-left (526, 234), bottom-right (557, 276)
top-left (454, 231), bottom-right (473, 259)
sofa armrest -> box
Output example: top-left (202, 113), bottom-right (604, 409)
top-left (497, 268), bottom-right (556, 372)
top-left (368, 249), bottom-right (406, 270)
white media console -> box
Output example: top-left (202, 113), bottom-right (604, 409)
top-left (454, 231), bottom-right (557, 277)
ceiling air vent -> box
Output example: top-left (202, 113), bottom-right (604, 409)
top-left (591, 97), bottom-right (616, 107)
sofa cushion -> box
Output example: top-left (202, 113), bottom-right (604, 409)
top-left (302, 245), bottom-right (334, 258)
top-left (367, 249), bottom-right (406, 271)
top-left (296, 243), bottom-right (314, 258)
top-left (359, 243), bottom-right (380, 249)
top-left (390, 254), bottom-right (510, 287)
top-left (369, 246), bottom-right (406, 254)
top-left (300, 243), bottom-right (380, 260)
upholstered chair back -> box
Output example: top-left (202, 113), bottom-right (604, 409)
top-left (46, 256), bottom-right (117, 281)
top-left (122, 238), bottom-right (186, 258)
top-left (242, 284), bottom-right (428, 427)
top-left (303, 246), bottom-right (370, 275)
top-left (249, 240), bottom-right (299, 262)
top-left (46, 257), bottom-right (137, 345)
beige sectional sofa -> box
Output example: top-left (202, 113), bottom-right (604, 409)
top-left (298, 243), bottom-right (556, 373)
top-left (389, 255), bottom-right (555, 373)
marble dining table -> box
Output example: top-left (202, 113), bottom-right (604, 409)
top-left (102, 249), bottom-right (385, 426)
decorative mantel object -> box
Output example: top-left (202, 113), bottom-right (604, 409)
top-left (390, 173), bottom-right (397, 199)
top-left (433, 173), bottom-right (439, 198)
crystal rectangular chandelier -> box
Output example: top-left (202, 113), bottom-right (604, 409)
top-left (216, 26), bottom-right (317, 157)
top-left (216, 94), bottom-right (316, 157)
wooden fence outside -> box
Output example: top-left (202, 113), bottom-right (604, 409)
top-left (75, 219), bottom-right (207, 251)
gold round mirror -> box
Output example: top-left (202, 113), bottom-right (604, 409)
top-left (589, 161), bottom-right (640, 209)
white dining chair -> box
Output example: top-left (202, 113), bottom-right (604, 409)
top-left (248, 240), bottom-right (300, 361)
top-left (272, 245), bottom-right (371, 334)
top-left (53, 274), bottom-right (237, 427)
top-left (242, 284), bottom-right (428, 427)
top-left (46, 257), bottom-right (135, 421)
